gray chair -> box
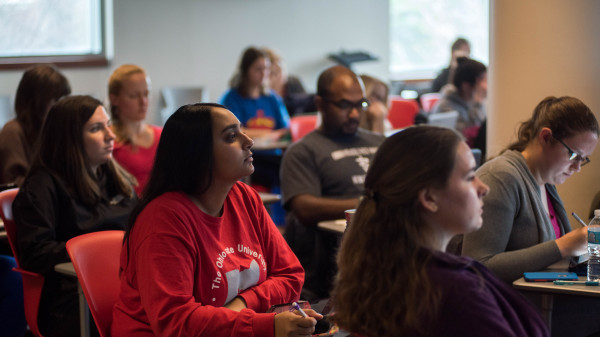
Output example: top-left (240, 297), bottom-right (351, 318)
top-left (0, 95), bottom-right (14, 128)
top-left (471, 148), bottom-right (482, 168)
top-left (160, 87), bottom-right (209, 123)
top-left (427, 110), bottom-right (459, 129)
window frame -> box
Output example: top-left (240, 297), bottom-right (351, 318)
top-left (0, 0), bottom-right (112, 70)
top-left (388, 0), bottom-right (489, 81)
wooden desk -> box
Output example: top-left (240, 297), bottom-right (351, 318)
top-left (513, 276), bottom-right (600, 298)
top-left (317, 219), bottom-right (346, 234)
top-left (513, 275), bottom-right (600, 331)
top-left (55, 262), bottom-right (90, 337)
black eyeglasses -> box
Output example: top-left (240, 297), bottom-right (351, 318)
top-left (324, 98), bottom-right (370, 112)
top-left (552, 135), bottom-right (591, 167)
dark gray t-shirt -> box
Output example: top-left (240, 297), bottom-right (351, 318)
top-left (280, 128), bottom-right (384, 298)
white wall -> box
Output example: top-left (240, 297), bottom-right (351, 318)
top-left (0, 0), bottom-right (390, 125)
top-left (489, 0), bottom-right (600, 221)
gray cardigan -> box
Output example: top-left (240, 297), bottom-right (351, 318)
top-left (462, 150), bottom-right (569, 282)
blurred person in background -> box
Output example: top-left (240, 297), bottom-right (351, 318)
top-left (263, 47), bottom-right (316, 116)
top-left (0, 64), bottom-right (71, 186)
top-left (431, 37), bottom-right (471, 93)
top-left (359, 74), bottom-right (390, 135)
top-left (431, 57), bottom-right (487, 146)
top-left (108, 64), bottom-right (161, 196)
top-left (220, 46), bottom-right (290, 191)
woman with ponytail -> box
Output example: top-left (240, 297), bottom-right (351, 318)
top-left (332, 126), bottom-right (547, 337)
top-left (462, 96), bottom-right (600, 336)
top-left (108, 64), bottom-right (161, 196)
top-left (463, 96), bottom-right (599, 283)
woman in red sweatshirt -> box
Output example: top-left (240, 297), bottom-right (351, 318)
top-left (112, 103), bottom-right (319, 336)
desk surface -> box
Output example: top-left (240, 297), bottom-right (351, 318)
top-left (252, 138), bottom-right (290, 151)
top-left (55, 262), bottom-right (76, 277)
top-left (513, 275), bottom-right (600, 297)
top-left (258, 192), bottom-right (281, 205)
top-left (317, 219), bottom-right (346, 234)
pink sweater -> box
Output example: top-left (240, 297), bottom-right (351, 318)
top-left (112, 182), bottom-right (304, 336)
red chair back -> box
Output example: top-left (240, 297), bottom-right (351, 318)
top-left (420, 92), bottom-right (442, 113)
top-left (66, 230), bottom-right (124, 337)
top-left (290, 114), bottom-right (318, 142)
top-left (0, 188), bottom-right (45, 337)
top-left (387, 97), bottom-right (420, 129)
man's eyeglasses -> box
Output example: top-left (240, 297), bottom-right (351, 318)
top-left (324, 98), bottom-right (370, 112)
top-left (552, 135), bottom-right (591, 166)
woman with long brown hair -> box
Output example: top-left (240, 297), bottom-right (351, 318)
top-left (463, 96), bottom-right (600, 336)
top-left (463, 96), bottom-right (599, 282)
top-left (0, 64), bottom-right (71, 185)
top-left (332, 126), bottom-right (547, 337)
top-left (13, 95), bottom-right (137, 336)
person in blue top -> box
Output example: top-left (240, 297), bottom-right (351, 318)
top-left (220, 46), bottom-right (290, 141)
top-left (220, 46), bottom-right (290, 191)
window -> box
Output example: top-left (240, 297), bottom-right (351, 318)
top-left (0, 0), bottom-right (112, 69)
top-left (389, 0), bottom-right (489, 80)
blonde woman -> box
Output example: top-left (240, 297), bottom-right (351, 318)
top-left (108, 64), bottom-right (162, 195)
top-left (359, 74), bottom-right (390, 134)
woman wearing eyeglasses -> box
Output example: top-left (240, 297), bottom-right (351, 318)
top-left (462, 96), bottom-right (598, 284)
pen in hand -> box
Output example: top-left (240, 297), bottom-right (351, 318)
top-left (290, 302), bottom-right (309, 318)
top-left (572, 212), bottom-right (588, 227)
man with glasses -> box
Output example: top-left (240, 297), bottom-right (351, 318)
top-left (280, 66), bottom-right (385, 300)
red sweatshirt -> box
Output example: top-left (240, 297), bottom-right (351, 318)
top-left (112, 182), bottom-right (304, 336)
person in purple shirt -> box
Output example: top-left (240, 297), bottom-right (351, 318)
top-left (332, 125), bottom-right (548, 337)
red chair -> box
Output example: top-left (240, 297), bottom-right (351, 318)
top-left (66, 230), bottom-right (124, 337)
top-left (0, 188), bottom-right (45, 337)
top-left (387, 97), bottom-right (420, 129)
top-left (420, 92), bottom-right (442, 113)
top-left (290, 114), bottom-right (318, 142)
